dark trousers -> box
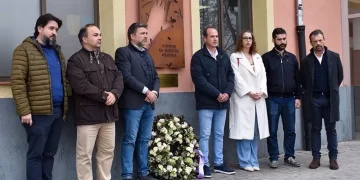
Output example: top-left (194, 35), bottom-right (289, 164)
top-left (311, 95), bottom-right (338, 160)
top-left (24, 106), bottom-right (64, 180)
top-left (266, 97), bottom-right (296, 161)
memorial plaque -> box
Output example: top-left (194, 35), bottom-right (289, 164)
top-left (158, 74), bottom-right (178, 87)
top-left (139, 0), bottom-right (185, 68)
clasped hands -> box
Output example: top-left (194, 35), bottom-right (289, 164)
top-left (145, 90), bottom-right (158, 103)
top-left (104, 91), bottom-right (116, 106)
top-left (217, 93), bottom-right (229, 103)
top-left (247, 91), bottom-right (264, 101)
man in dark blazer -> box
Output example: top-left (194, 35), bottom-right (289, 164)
top-left (115, 22), bottom-right (160, 180)
top-left (300, 29), bottom-right (343, 170)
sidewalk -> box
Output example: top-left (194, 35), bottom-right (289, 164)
top-left (210, 140), bottom-right (360, 180)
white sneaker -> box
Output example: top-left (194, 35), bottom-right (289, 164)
top-left (253, 167), bottom-right (260, 171)
top-left (270, 160), bottom-right (278, 168)
top-left (242, 167), bottom-right (254, 172)
top-left (285, 157), bottom-right (301, 167)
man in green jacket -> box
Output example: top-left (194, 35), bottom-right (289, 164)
top-left (10, 13), bottom-right (68, 180)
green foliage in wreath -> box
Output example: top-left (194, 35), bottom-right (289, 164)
top-left (148, 114), bottom-right (199, 180)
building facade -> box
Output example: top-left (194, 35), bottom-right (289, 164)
top-left (0, 0), bottom-right (356, 179)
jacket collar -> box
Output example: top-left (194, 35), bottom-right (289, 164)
top-left (81, 47), bottom-right (99, 57)
top-left (81, 47), bottom-right (100, 53)
top-left (310, 46), bottom-right (328, 54)
top-left (128, 43), bottom-right (147, 53)
top-left (202, 44), bottom-right (226, 58)
top-left (234, 52), bottom-right (260, 76)
top-left (24, 36), bottom-right (61, 52)
top-left (270, 47), bottom-right (289, 57)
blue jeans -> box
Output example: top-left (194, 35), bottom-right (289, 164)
top-left (198, 109), bottom-right (226, 167)
top-left (266, 97), bottom-right (296, 161)
top-left (311, 95), bottom-right (337, 160)
top-left (121, 103), bottom-right (154, 179)
top-left (237, 111), bottom-right (259, 168)
top-left (24, 106), bottom-right (64, 180)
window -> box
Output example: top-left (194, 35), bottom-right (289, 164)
top-left (200, 0), bottom-right (220, 46)
top-left (0, 0), bottom-right (41, 81)
top-left (45, 0), bottom-right (98, 61)
top-left (0, 0), bottom-right (98, 82)
top-left (200, 0), bottom-right (252, 55)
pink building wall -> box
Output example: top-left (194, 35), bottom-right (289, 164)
top-left (274, 0), bottom-right (343, 59)
top-left (125, 0), bottom-right (344, 93)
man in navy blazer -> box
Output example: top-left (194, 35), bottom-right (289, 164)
top-left (115, 22), bottom-right (160, 180)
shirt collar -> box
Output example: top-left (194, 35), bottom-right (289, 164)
top-left (207, 48), bottom-right (218, 58)
top-left (272, 47), bottom-right (288, 57)
top-left (313, 49), bottom-right (325, 58)
top-left (131, 43), bottom-right (146, 52)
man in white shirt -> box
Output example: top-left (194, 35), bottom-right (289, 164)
top-left (190, 26), bottom-right (235, 178)
top-left (300, 29), bottom-right (343, 170)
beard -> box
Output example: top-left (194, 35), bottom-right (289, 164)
top-left (274, 43), bottom-right (287, 51)
top-left (315, 45), bottom-right (324, 52)
top-left (136, 39), bottom-right (146, 48)
top-left (42, 35), bottom-right (57, 46)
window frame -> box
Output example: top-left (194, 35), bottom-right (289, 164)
top-left (0, 0), bottom-right (43, 84)
top-left (220, 0), bottom-right (253, 50)
top-left (40, 0), bottom-right (99, 25)
top-left (0, 0), bottom-right (99, 83)
top-left (199, 0), bottom-right (253, 51)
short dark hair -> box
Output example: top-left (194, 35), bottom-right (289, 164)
top-left (33, 13), bottom-right (62, 38)
top-left (127, 22), bottom-right (148, 41)
top-left (78, 24), bottom-right (98, 44)
top-left (272, 28), bottom-right (286, 39)
top-left (309, 29), bottom-right (325, 41)
top-left (203, 25), bottom-right (217, 37)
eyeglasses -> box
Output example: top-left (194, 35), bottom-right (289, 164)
top-left (242, 37), bottom-right (252, 40)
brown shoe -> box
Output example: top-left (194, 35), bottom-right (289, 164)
top-left (329, 160), bottom-right (339, 170)
top-left (309, 159), bottom-right (320, 169)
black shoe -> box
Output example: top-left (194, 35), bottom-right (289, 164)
top-left (214, 164), bottom-right (235, 175)
top-left (138, 174), bottom-right (157, 180)
top-left (204, 165), bottom-right (212, 178)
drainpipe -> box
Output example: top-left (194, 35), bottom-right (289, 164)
top-left (296, 0), bottom-right (311, 151)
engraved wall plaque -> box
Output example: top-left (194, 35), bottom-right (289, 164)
top-left (139, 0), bottom-right (185, 68)
top-left (158, 74), bottom-right (178, 87)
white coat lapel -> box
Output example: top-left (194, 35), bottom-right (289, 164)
top-left (238, 52), bottom-right (256, 76)
top-left (253, 54), bottom-right (262, 76)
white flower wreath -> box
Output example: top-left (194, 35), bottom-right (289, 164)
top-left (149, 114), bottom-right (199, 180)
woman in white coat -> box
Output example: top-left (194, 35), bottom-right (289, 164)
top-left (229, 30), bottom-right (269, 172)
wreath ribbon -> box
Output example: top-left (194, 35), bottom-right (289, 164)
top-left (194, 149), bottom-right (205, 179)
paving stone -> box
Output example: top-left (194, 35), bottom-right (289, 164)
top-left (205, 141), bottom-right (360, 180)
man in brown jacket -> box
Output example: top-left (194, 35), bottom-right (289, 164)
top-left (66, 24), bottom-right (124, 180)
top-left (10, 14), bottom-right (68, 180)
